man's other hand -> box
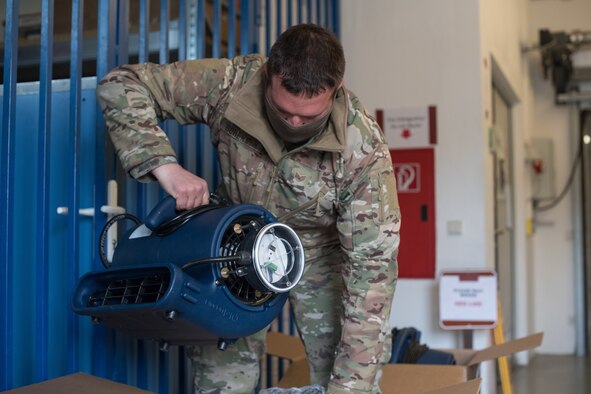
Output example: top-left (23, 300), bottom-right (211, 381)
top-left (152, 163), bottom-right (210, 210)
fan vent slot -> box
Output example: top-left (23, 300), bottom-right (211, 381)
top-left (219, 215), bottom-right (272, 306)
top-left (88, 272), bottom-right (170, 307)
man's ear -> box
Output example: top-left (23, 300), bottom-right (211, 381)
top-left (337, 80), bottom-right (344, 90)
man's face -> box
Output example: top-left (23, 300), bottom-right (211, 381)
top-left (266, 74), bottom-right (335, 127)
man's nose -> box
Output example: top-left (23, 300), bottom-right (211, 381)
top-left (286, 115), bottom-right (304, 126)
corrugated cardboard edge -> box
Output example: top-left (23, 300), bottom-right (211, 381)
top-left (380, 364), bottom-right (468, 393)
top-left (425, 378), bottom-right (481, 394)
top-left (266, 331), bottom-right (307, 362)
top-left (276, 359), bottom-right (311, 388)
top-left (4, 373), bottom-right (155, 394)
top-left (467, 332), bottom-right (544, 366)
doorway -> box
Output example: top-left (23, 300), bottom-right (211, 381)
top-left (492, 84), bottom-right (515, 341)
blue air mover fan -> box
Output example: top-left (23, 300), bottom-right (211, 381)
top-left (71, 196), bottom-right (305, 350)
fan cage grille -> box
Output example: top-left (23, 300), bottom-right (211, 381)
top-left (219, 215), bottom-right (273, 305)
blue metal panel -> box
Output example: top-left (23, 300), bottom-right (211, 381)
top-left (36, 0), bottom-right (54, 383)
top-left (2, 0), bottom-right (341, 391)
top-left (1, 0), bottom-right (19, 389)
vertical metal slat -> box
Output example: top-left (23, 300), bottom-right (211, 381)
top-left (228, 0), bottom-right (236, 58)
top-left (136, 0), bottom-right (151, 219)
top-left (178, 0), bottom-right (187, 61)
top-left (252, 0), bottom-right (261, 54)
top-left (114, 5), bottom-right (131, 381)
top-left (287, 0), bottom-right (293, 27)
top-left (193, 0), bottom-right (205, 179)
top-left (139, 0), bottom-right (150, 63)
top-left (212, 0), bottom-right (221, 58)
top-left (160, 0), bottom-right (170, 64)
top-left (67, 0), bottom-right (84, 374)
top-left (265, 0), bottom-right (271, 55)
top-left (158, 1), bottom-right (171, 391)
top-left (332, 0), bottom-right (340, 38)
top-left (94, 0), bottom-right (118, 381)
top-left (316, 0), bottom-right (321, 25)
top-left (196, 0), bottom-right (205, 59)
top-left (118, 0), bottom-right (130, 65)
top-left (36, 0), bottom-right (54, 383)
top-left (240, 0), bottom-right (250, 55)
top-left (1, 0), bottom-right (19, 389)
top-left (275, 0), bottom-right (282, 43)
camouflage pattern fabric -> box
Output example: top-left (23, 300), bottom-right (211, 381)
top-left (185, 329), bottom-right (267, 393)
top-left (97, 55), bottom-right (400, 394)
top-left (260, 386), bottom-right (326, 394)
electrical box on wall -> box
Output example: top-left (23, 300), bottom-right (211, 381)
top-left (528, 138), bottom-right (556, 201)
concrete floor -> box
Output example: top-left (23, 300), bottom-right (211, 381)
top-left (506, 355), bottom-right (591, 394)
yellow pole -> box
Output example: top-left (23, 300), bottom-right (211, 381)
top-left (493, 298), bottom-right (513, 394)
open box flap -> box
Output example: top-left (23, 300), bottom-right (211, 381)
top-left (467, 332), bottom-right (543, 366)
top-left (266, 331), bottom-right (307, 362)
top-left (5, 373), bottom-right (154, 394)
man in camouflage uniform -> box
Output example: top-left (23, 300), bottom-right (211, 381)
top-left (97, 24), bottom-right (400, 394)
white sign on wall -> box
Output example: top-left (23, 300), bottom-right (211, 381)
top-left (377, 106), bottom-right (437, 149)
top-left (439, 270), bottom-right (498, 330)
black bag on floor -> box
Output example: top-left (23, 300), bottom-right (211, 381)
top-left (389, 327), bottom-right (456, 365)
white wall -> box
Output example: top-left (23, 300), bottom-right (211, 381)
top-left (527, 0), bottom-right (591, 355)
top-left (479, 0), bottom-right (535, 364)
top-left (341, 0), bottom-right (502, 344)
top-left (341, 0), bottom-right (591, 390)
top-left (341, 1), bottom-right (495, 390)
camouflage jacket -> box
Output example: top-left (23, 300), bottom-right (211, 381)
top-left (97, 55), bottom-right (400, 393)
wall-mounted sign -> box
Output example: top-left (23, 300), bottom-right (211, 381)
top-left (376, 106), bottom-right (437, 149)
top-left (439, 270), bottom-right (498, 330)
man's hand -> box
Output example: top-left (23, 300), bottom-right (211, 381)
top-left (151, 163), bottom-right (210, 210)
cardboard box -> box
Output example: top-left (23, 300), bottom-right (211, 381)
top-left (5, 373), bottom-right (155, 394)
top-left (266, 331), bottom-right (544, 394)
